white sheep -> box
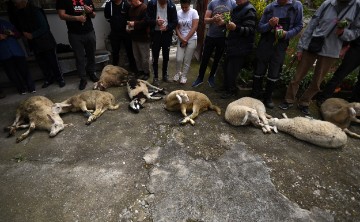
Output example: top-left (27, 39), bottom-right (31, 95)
top-left (225, 97), bottom-right (275, 133)
top-left (164, 90), bottom-right (221, 125)
top-left (320, 98), bottom-right (360, 139)
top-left (93, 65), bottom-right (129, 90)
top-left (52, 90), bottom-right (120, 125)
top-left (127, 78), bottom-right (165, 113)
top-left (268, 114), bottom-right (347, 148)
top-left (5, 96), bottom-right (69, 143)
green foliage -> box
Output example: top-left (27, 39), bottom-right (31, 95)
top-left (250, 0), bottom-right (267, 21)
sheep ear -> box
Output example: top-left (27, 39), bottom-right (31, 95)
top-left (52, 104), bottom-right (62, 114)
top-left (176, 94), bottom-right (182, 104)
top-left (47, 114), bottom-right (55, 123)
top-left (240, 111), bottom-right (250, 125)
top-left (348, 107), bottom-right (356, 117)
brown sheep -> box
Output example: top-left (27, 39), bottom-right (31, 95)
top-left (164, 90), bottom-right (221, 125)
top-left (52, 90), bottom-right (120, 125)
top-left (93, 65), bottom-right (129, 90)
top-left (320, 98), bottom-right (360, 138)
top-left (5, 96), bottom-right (69, 143)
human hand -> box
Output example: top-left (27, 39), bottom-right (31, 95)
top-left (78, 15), bottom-right (87, 23)
top-left (226, 21), bottom-right (236, 31)
top-left (296, 51), bottom-right (302, 61)
top-left (339, 45), bottom-right (350, 58)
top-left (23, 32), bottom-right (33, 40)
top-left (157, 16), bottom-right (165, 26)
top-left (0, 33), bottom-right (7, 40)
top-left (336, 27), bottom-right (344, 36)
top-left (83, 5), bottom-right (93, 14)
top-left (269, 17), bottom-right (279, 27)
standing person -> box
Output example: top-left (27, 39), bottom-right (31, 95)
top-left (173, 0), bottom-right (199, 85)
top-left (251, 0), bottom-right (303, 108)
top-left (13, 0), bottom-right (65, 89)
top-left (220, 0), bottom-right (256, 99)
top-left (56, 0), bottom-right (99, 90)
top-left (127, 0), bottom-right (151, 80)
top-left (192, 0), bottom-right (236, 88)
top-left (104, 0), bottom-right (137, 71)
top-left (316, 36), bottom-right (360, 105)
top-left (279, 0), bottom-right (360, 115)
top-left (0, 18), bottom-right (36, 95)
top-left (146, 0), bottom-right (178, 86)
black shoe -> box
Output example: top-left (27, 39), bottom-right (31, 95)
top-left (297, 104), bottom-right (311, 116)
top-left (278, 101), bottom-right (293, 110)
top-left (264, 98), bottom-right (274, 109)
top-left (162, 76), bottom-right (170, 83)
top-left (152, 78), bottom-right (159, 86)
top-left (42, 81), bottom-right (53, 88)
top-left (79, 79), bottom-right (87, 90)
top-left (220, 91), bottom-right (236, 99)
top-left (58, 80), bottom-right (66, 88)
top-left (88, 73), bottom-right (99, 82)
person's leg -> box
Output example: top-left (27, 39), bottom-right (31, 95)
top-left (181, 39), bottom-right (197, 82)
top-left (14, 56), bottom-right (36, 92)
top-left (84, 31), bottom-right (97, 81)
top-left (350, 69), bottom-right (360, 102)
top-left (319, 47), bottom-right (360, 101)
top-left (196, 36), bottom-right (216, 81)
top-left (68, 33), bottom-right (87, 80)
top-left (298, 55), bottom-right (337, 106)
top-left (1, 58), bottom-right (27, 93)
top-left (45, 49), bottom-right (65, 86)
top-left (35, 51), bottom-right (53, 87)
top-left (209, 37), bottom-right (225, 78)
top-left (284, 51), bottom-right (317, 104)
top-left (110, 33), bottom-right (120, 66)
top-left (151, 31), bottom-right (161, 80)
top-left (124, 35), bottom-right (137, 72)
top-left (161, 32), bottom-right (172, 81)
top-left (175, 41), bottom-right (185, 81)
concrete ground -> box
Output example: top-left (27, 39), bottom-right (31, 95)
top-left (0, 48), bottom-right (359, 222)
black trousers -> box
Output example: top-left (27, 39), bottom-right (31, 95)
top-left (320, 45), bottom-right (360, 102)
top-left (110, 32), bottom-right (136, 69)
top-left (1, 56), bottom-right (35, 93)
top-left (151, 31), bottom-right (172, 79)
top-left (223, 56), bottom-right (245, 91)
top-left (198, 35), bottom-right (225, 80)
top-left (35, 49), bottom-right (64, 83)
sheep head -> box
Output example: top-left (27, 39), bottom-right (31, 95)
top-left (240, 108), bottom-right (260, 126)
top-left (175, 91), bottom-right (189, 104)
top-left (52, 103), bottom-right (72, 114)
top-left (350, 102), bottom-right (360, 117)
top-left (47, 114), bottom-right (65, 137)
top-left (129, 98), bottom-right (144, 113)
top-left (93, 81), bottom-right (106, 91)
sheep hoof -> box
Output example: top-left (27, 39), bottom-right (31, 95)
top-left (84, 111), bottom-right (92, 118)
top-left (85, 121), bottom-right (92, 125)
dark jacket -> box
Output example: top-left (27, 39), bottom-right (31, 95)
top-left (104, 0), bottom-right (131, 36)
top-left (17, 4), bottom-right (56, 54)
top-left (145, 0), bottom-right (178, 34)
top-left (226, 2), bottom-right (257, 57)
top-left (0, 19), bottom-right (25, 61)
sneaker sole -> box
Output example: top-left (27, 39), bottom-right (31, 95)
top-left (278, 104), bottom-right (293, 110)
top-left (192, 82), bottom-right (203, 87)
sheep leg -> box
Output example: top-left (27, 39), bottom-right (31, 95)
top-left (181, 106), bottom-right (199, 126)
top-left (78, 101), bottom-right (94, 116)
top-left (16, 122), bottom-right (36, 143)
top-left (145, 92), bottom-right (162, 101)
top-left (86, 108), bottom-right (106, 125)
top-left (350, 117), bottom-right (360, 124)
top-left (343, 128), bottom-right (360, 139)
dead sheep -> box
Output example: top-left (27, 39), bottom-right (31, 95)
top-left (320, 98), bottom-right (360, 139)
top-left (164, 90), bottom-right (221, 125)
top-left (225, 97), bottom-right (275, 133)
top-left (93, 65), bottom-right (128, 90)
top-left (52, 90), bottom-right (120, 125)
top-left (127, 78), bottom-right (165, 113)
top-left (268, 114), bottom-right (347, 148)
top-left (5, 96), bottom-right (69, 143)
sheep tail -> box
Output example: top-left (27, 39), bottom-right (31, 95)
top-left (109, 103), bottom-right (120, 110)
top-left (210, 104), bottom-right (221, 115)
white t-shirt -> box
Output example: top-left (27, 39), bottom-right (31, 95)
top-left (177, 8), bottom-right (199, 41)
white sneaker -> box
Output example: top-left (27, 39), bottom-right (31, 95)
top-left (173, 72), bottom-right (181, 82)
top-left (180, 76), bottom-right (187, 84)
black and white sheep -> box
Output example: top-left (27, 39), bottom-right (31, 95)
top-left (5, 96), bottom-right (69, 143)
top-left (127, 78), bottom-right (165, 113)
top-left (52, 90), bottom-right (120, 125)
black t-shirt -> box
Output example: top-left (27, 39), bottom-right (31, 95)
top-left (56, 0), bottom-right (95, 34)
